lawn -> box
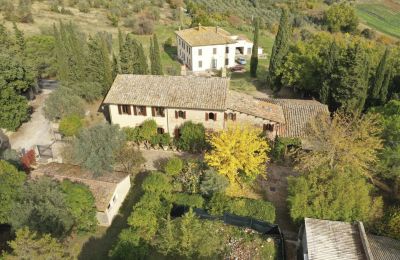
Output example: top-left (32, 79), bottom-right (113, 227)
top-left (356, 2), bottom-right (400, 39)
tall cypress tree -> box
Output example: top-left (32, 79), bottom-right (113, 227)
top-left (86, 35), bottom-right (113, 94)
top-left (268, 8), bottom-right (292, 91)
top-left (319, 41), bottom-right (339, 104)
top-left (380, 67), bottom-right (392, 104)
top-left (369, 48), bottom-right (390, 105)
top-left (120, 34), bottom-right (148, 75)
top-left (133, 41), bottom-right (148, 75)
top-left (331, 44), bottom-right (370, 114)
top-left (12, 23), bottom-right (25, 54)
top-left (150, 34), bottom-right (163, 75)
top-left (250, 18), bottom-right (259, 78)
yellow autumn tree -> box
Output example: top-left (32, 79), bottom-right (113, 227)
top-left (205, 125), bottom-right (270, 187)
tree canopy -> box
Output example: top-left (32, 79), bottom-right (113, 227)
top-left (205, 125), bottom-right (269, 186)
top-left (71, 123), bottom-right (126, 175)
top-left (0, 160), bottom-right (26, 224)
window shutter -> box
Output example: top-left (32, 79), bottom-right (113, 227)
top-left (175, 111), bottom-right (178, 119)
top-left (205, 113), bottom-right (209, 121)
top-left (224, 113), bottom-right (227, 120)
top-left (118, 105), bottom-right (122, 114)
top-left (214, 113), bottom-right (217, 121)
top-left (152, 107), bottom-right (155, 117)
top-left (233, 113), bottom-right (236, 121)
top-left (143, 107), bottom-right (147, 116)
top-left (133, 106), bottom-right (137, 115)
top-left (127, 105), bottom-right (131, 115)
top-left (183, 111), bottom-right (186, 119)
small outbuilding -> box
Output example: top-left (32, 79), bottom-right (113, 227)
top-left (31, 163), bottom-right (131, 226)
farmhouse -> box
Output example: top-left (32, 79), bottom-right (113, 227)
top-left (31, 163), bottom-right (131, 226)
top-left (103, 74), bottom-right (285, 139)
top-left (175, 25), bottom-right (263, 72)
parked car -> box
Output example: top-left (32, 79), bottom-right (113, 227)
top-left (231, 65), bottom-right (245, 72)
top-left (236, 57), bottom-right (247, 65)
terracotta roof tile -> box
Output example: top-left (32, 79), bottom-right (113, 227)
top-left (261, 98), bottom-right (329, 138)
top-left (227, 91), bottom-right (285, 123)
top-left (367, 234), bottom-right (400, 260)
top-left (31, 163), bottom-right (129, 212)
top-left (103, 75), bottom-right (229, 110)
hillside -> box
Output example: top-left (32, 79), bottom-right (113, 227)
top-left (355, 0), bottom-right (400, 38)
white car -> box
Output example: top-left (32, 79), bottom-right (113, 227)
top-left (236, 57), bottom-right (247, 65)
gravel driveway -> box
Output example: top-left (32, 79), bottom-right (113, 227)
top-left (9, 89), bottom-right (54, 151)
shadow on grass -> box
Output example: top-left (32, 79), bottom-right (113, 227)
top-left (77, 172), bottom-right (149, 260)
top-left (163, 44), bottom-right (177, 62)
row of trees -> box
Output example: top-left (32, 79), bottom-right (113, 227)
top-left (267, 6), bottom-right (399, 113)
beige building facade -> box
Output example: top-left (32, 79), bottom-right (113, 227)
top-left (103, 75), bottom-right (285, 139)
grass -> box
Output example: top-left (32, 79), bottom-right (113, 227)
top-left (356, 2), bottom-right (400, 39)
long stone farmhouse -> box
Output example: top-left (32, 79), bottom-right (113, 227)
top-left (175, 25), bottom-right (263, 72)
top-left (103, 74), bottom-right (329, 142)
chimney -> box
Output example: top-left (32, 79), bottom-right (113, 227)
top-left (198, 23), bottom-right (201, 30)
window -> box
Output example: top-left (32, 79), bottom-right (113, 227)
top-left (189, 47), bottom-right (191, 54)
top-left (113, 195), bottom-right (117, 203)
top-left (157, 127), bottom-right (165, 134)
top-left (225, 58), bottom-right (229, 66)
top-left (198, 61), bottom-right (202, 68)
top-left (226, 47), bottom-right (229, 54)
top-left (213, 48), bottom-right (217, 55)
top-left (263, 124), bottom-right (274, 132)
top-left (198, 49), bottom-right (202, 56)
top-left (134, 106), bottom-right (146, 116)
top-left (175, 110), bottom-right (186, 119)
top-left (247, 47), bottom-right (252, 55)
top-left (225, 112), bottom-right (236, 121)
top-left (206, 112), bottom-right (217, 121)
top-left (212, 59), bottom-right (217, 69)
top-left (152, 107), bottom-right (165, 117)
top-left (118, 105), bottom-right (131, 115)
top-left (107, 204), bottom-right (111, 210)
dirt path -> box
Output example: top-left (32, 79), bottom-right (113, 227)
top-left (140, 149), bottom-right (201, 171)
top-left (9, 89), bottom-right (54, 151)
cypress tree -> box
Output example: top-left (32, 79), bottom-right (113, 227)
top-left (150, 34), bottom-right (163, 75)
top-left (120, 34), bottom-right (134, 74)
top-left (86, 36), bottom-right (112, 94)
top-left (112, 52), bottom-right (121, 79)
top-left (133, 41), bottom-right (148, 75)
top-left (268, 8), bottom-right (292, 91)
top-left (380, 67), bottom-right (392, 104)
top-left (331, 44), bottom-right (370, 114)
top-left (13, 23), bottom-right (25, 54)
top-left (118, 28), bottom-right (124, 53)
top-left (370, 48), bottom-right (390, 103)
top-left (53, 23), bottom-right (69, 82)
top-left (319, 41), bottom-right (339, 104)
top-left (250, 18), bottom-right (259, 78)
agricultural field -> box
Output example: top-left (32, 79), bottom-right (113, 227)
top-left (356, 0), bottom-right (400, 38)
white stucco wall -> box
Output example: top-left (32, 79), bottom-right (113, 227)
top-left (98, 175), bottom-right (131, 226)
top-left (191, 45), bottom-right (236, 72)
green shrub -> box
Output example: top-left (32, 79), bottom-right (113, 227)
top-left (61, 180), bottom-right (97, 233)
top-left (172, 193), bottom-right (204, 208)
top-left (376, 206), bottom-right (400, 240)
top-left (159, 133), bottom-right (171, 147)
top-left (142, 171), bottom-right (173, 197)
top-left (139, 119), bottom-right (157, 142)
top-left (59, 114), bottom-right (83, 137)
top-left (164, 157), bottom-right (183, 177)
top-left (78, 0), bottom-right (90, 13)
top-left (123, 127), bottom-right (141, 143)
top-left (200, 169), bottom-right (229, 197)
top-left (208, 193), bottom-right (275, 223)
top-left (175, 121), bottom-right (207, 153)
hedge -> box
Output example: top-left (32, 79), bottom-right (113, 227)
top-left (172, 193), bottom-right (205, 208)
top-left (208, 193), bottom-right (275, 223)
